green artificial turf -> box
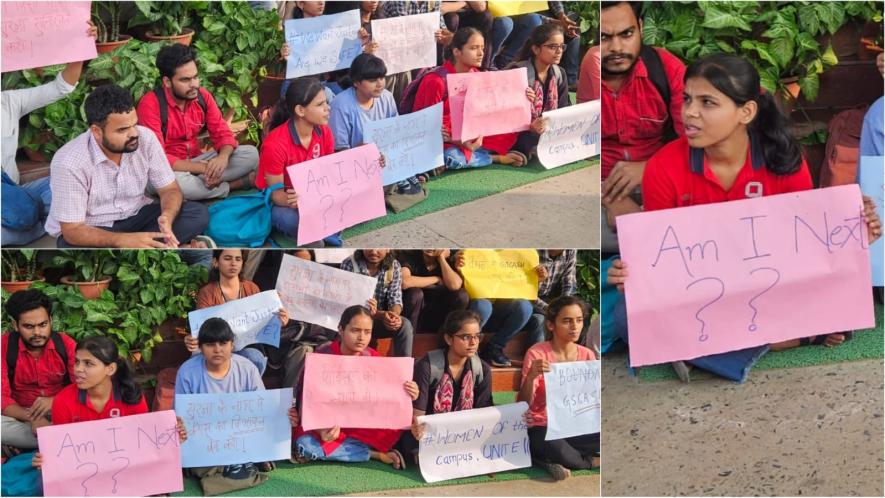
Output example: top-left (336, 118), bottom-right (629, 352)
top-left (172, 390), bottom-right (598, 497)
top-left (269, 156), bottom-right (597, 247)
top-left (637, 301), bottom-right (885, 382)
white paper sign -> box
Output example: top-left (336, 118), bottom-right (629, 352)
top-left (313, 249), bottom-right (355, 264)
top-left (187, 290), bottom-right (283, 352)
top-left (543, 360), bottom-right (600, 440)
top-left (275, 254), bottom-right (377, 330)
top-left (417, 402), bottom-right (531, 483)
top-left (284, 9), bottom-right (362, 78)
top-left (370, 12), bottom-right (439, 75)
top-left (364, 102), bottom-right (444, 186)
top-left (537, 100), bottom-right (600, 169)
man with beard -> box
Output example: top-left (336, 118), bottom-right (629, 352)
top-left (1, 289), bottom-right (76, 452)
top-left (137, 44), bottom-right (259, 201)
top-left (600, 1), bottom-right (685, 252)
top-left (45, 84), bottom-right (209, 247)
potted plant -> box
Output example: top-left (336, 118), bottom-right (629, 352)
top-left (92, 1), bottom-right (132, 54)
top-left (52, 250), bottom-right (118, 300)
top-left (1, 250), bottom-right (43, 293)
top-left (129, 1), bottom-right (209, 46)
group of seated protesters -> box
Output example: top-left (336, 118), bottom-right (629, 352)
top-left (2, 1), bottom-right (598, 248)
top-left (1, 252), bottom-right (598, 487)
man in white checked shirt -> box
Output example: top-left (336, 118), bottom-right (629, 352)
top-left (45, 85), bottom-right (209, 248)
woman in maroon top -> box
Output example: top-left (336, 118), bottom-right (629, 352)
top-left (608, 54), bottom-right (882, 382)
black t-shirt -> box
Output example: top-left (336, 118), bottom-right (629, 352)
top-left (398, 251), bottom-right (458, 280)
top-left (413, 350), bottom-right (493, 415)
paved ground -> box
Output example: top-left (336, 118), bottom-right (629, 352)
top-left (602, 352), bottom-right (884, 496)
top-left (345, 166), bottom-right (600, 248)
top-left (353, 474), bottom-right (600, 496)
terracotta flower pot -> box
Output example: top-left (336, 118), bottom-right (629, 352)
top-left (60, 275), bottom-right (112, 300)
top-left (95, 34), bottom-right (132, 54)
top-left (1, 277), bottom-right (45, 294)
top-left (145, 28), bottom-right (194, 46)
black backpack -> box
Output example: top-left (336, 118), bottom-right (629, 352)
top-left (153, 86), bottom-right (208, 140)
top-left (5, 331), bottom-right (70, 389)
top-left (639, 45), bottom-right (677, 143)
top-left (427, 348), bottom-right (484, 386)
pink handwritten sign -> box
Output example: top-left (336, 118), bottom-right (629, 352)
top-left (301, 354), bottom-right (413, 431)
top-left (446, 68), bottom-right (531, 141)
top-left (287, 144), bottom-right (386, 245)
top-left (617, 185), bottom-right (875, 367)
top-left (2, 1), bottom-right (97, 73)
top-left (37, 410), bottom-right (183, 497)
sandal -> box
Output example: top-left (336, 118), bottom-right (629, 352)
top-left (256, 461), bottom-right (275, 472)
top-left (505, 150), bottom-right (528, 167)
top-left (381, 449), bottom-right (406, 470)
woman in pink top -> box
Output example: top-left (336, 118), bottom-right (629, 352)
top-left (518, 295), bottom-right (598, 481)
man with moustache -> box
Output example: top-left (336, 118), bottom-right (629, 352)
top-left (1, 290), bottom-right (76, 451)
top-left (600, 1), bottom-right (685, 252)
top-left (137, 44), bottom-right (259, 201)
top-left (45, 84), bottom-right (209, 248)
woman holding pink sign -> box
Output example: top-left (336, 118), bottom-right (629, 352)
top-left (607, 54), bottom-right (882, 382)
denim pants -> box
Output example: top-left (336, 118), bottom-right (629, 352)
top-left (269, 206), bottom-right (324, 248)
top-left (444, 147), bottom-right (493, 170)
top-left (1, 176), bottom-right (51, 246)
top-left (296, 434), bottom-right (371, 462)
top-left (469, 299), bottom-right (533, 352)
top-left (492, 14), bottom-right (543, 67)
top-left (237, 346), bottom-right (267, 376)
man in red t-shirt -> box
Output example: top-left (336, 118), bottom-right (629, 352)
top-left (600, 1), bottom-right (686, 252)
top-left (1, 289), bottom-right (76, 451)
top-left (137, 44), bottom-right (258, 201)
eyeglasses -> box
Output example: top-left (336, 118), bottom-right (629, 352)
top-left (452, 333), bottom-right (483, 344)
top-left (543, 44), bottom-right (567, 52)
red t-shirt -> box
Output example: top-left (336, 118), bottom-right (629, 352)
top-left (601, 47), bottom-right (686, 179)
top-left (257, 121), bottom-right (335, 189)
top-left (1, 332), bottom-right (76, 411)
top-left (642, 136), bottom-right (813, 212)
top-left (51, 383), bottom-right (148, 425)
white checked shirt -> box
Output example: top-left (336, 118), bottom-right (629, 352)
top-left (45, 126), bottom-right (176, 237)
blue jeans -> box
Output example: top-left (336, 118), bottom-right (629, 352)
top-left (270, 206), bottom-right (326, 247)
top-left (237, 346), bottom-right (267, 376)
top-left (296, 434), bottom-right (370, 462)
top-left (523, 312), bottom-right (551, 346)
top-left (469, 299), bottom-right (533, 351)
top-left (1, 176), bottom-right (52, 246)
top-left (612, 297), bottom-right (768, 383)
top-left (494, 14), bottom-right (543, 67)
top-left (444, 147), bottom-right (493, 170)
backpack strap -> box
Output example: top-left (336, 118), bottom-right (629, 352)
top-left (154, 87), bottom-right (210, 141)
top-left (50, 333), bottom-right (70, 386)
top-left (428, 349), bottom-right (446, 385)
top-left (6, 332), bottom-right (20, 389)
top-left (469, 354), bottom-right (484, 385)
top-left (639, 46), bottom-right (676, 143)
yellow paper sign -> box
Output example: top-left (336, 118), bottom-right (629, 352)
top-left (462, 250), bottom-right (540, 300)
top-left (488, 1), bottom-right (549, 17)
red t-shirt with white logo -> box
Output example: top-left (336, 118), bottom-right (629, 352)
top-left (51, 383), bottom-right (148, 425)
top-left (257, 122), bottom-right (335, 189)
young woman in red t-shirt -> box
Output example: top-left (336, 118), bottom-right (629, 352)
top-left (413, 27), bottom-right (536, 170)
top-left (32, 337), bottom-right (187, 468)
top-left (607, 54), bottom-right (882, 382)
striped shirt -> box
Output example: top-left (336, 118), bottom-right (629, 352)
top-left (340, 255), bottom-right (403, 311)
top-left (535, 250), bottom-right (578, 314)
top-left (45, 126), bottom-right (176, 237)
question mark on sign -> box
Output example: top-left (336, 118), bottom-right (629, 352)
top-left (339, 187), bottom-right (353, 222)
top-left (77, 462), bottom-right (99, 496)
top-left (747, 267), bottom-right (780, 332)
top-left (685, 277), bottom-right (725, 342)
top-left (319, 195), bottom-right (334, 229)
top-left (110, 456), bottom-right (130, 494)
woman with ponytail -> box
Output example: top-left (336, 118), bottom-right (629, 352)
top-left (257, 77), bottom-right (335, 247)
top-left (32, 336), bottom-right (187, 468)
top-left (607, 53), bottom-right (882, 382)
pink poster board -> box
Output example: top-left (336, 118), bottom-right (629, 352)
top-left (301, 354), bottom-right (413, 431)
top-left (37, 410), bottom-right (184, 497)
top-left (617, 185), bottom-right (874, 367)
top-left (446, 68), bottom-right (531, 141)
top-left (287, 144), bottom-right (386, 245)
top-left (2, 1), bottom-right (97, 73)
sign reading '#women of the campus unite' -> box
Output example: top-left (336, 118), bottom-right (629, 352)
top-left (284, 9), bottom-right (362, 78)
top-left (187, 290), bottom-right (283, 351)
top-left (1, 1), bottom-right (97, 72)
top-left (417, 402), bottom-right (532, 483)
top-left (461, 249), bottom-right (540, 300)
top-left (275, 254), bottom-right (377, 330)
top-left (301, 354), bottom-right (413, 431)
top-left (447, 68), bottom-right (532, 141)
top-left (617, 185), bottom-right (875, 367)
top-left (175, 389), bottom-right (293, 467)
top-left (370, 12), bottom-right (439, 75)
top-left (538, 100), bottom-right (601, 169)
top-left (544, 361), bottom-right (601, 440)
top-left (287, 143), bottom-right (386, 245)
top-left (363, 102), bottom-right (444, 186)
top-left (37, 411), bottom-right (183, 497)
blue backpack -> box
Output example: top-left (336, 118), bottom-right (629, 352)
top-left (206, 183), bottom-right (283, 247)
top-left (1, 451), bottom-right (40, 496)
